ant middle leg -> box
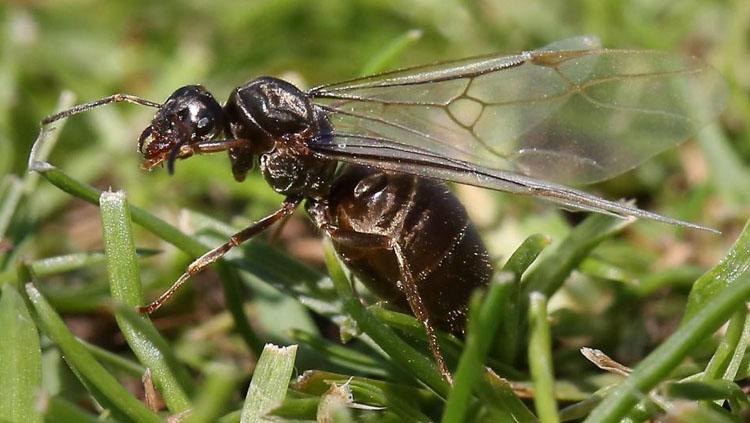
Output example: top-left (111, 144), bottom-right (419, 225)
top-left (139, 197), bottom-right (301, 314)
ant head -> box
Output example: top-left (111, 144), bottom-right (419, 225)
top-left (140, 85), bottom-right (225, 172)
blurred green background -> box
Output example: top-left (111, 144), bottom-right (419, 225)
top-left (1, 0), bottom-right (749, 420)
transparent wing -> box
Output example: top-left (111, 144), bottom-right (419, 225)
top-left (309, 37), bottom-right (726, 186)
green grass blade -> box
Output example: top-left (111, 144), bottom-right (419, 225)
top-left (267, 397), bottom-right (320, 420)
top-left (288, 328), bottom-right (392, 377)
top-left (0, 250), bottom-right (158, 286)
top-left (703, 308), bottom-right (749, 380)
top-left (292, 370), bottom-right (438, 420)
top-left (42, 396), bottom-right (110, 423)
top-left (443, 274), bottom-right (513, 423)
top-left (323, 239), bottom-right (450, 397)
top-left (517, 214), bottom-right (629, 354)
top-left (241, 343), bottom-right (298, 423)
top-left (24, 283), bottom-right (162, 423)
top-left (359, 29), bottom-right (423, 76)
top-left (0, 283), bottom-right (42, 423)
top-left (528, 292), bottom-right (559, 423)
top-left (683, 216), bottom-right (750, 322)
top-left (0, 175), bottom-right (23, 239)
top-left (100, 189), bottom-right (192, 412)
top-left (80, 339), bottom-right (146, 377)
top-left (504, 234), bottom-right (551, 277)
top-left (498, 234), bottom-right (551, 364)
top-left (586, 218), bottom-right (750, 422)
top-left (215, 264), bottom-right (265, 355)
top-left (658, 403), bottom-right (738, 423)
top-left (185, 363), bottom-right (242, 423)
top-left (521, 214), bottom-right (630, 298)
top-left (478, 372), bottom-right (538, 422)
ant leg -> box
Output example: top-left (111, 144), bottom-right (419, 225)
top-left (139, 197), bottom-right (301, 314)
top-left (189, 139), bottom-right (249, 154)
top-left (323, 225), bottom-right (453, 384)
top-left (42, 94), bottom-right (161, 125)
top-left (390, 242), bottom-right (453, 384)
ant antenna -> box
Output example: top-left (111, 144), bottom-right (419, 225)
top-left (42, 93), bottom-right (161, 125)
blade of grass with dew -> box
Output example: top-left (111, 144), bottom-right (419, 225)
top-left (359, 28), bottom-right (423, 76)
top-left (442, 274), bottom-right (513, 423)
top-left (241, 343), bottom-right (298, 423)
top-left (323, 239), bottom-right (450, 397)
top-left (585, 218), bottom-right (750, 422)
top-left (24, 283), bottom-right (162, 423)
top-left (528, 292), bottom-right (559, 423)
top-left (683, 218), bottom-right (750, 323)
top-left (100, 189), bottom-right (192, 412)
top-left (498, 234), bottom-right (550, 364)
top-left (0, 283), bottom-right (42, 423)
top-left (185, 363), bottom-right (242, 423)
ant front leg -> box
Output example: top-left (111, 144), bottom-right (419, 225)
top-left (42, 94), bottom-right (161, 125)
top-left (139, 197), bottom-right (301, 314)
top-left (319, 221), bottom-right (453, 384)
